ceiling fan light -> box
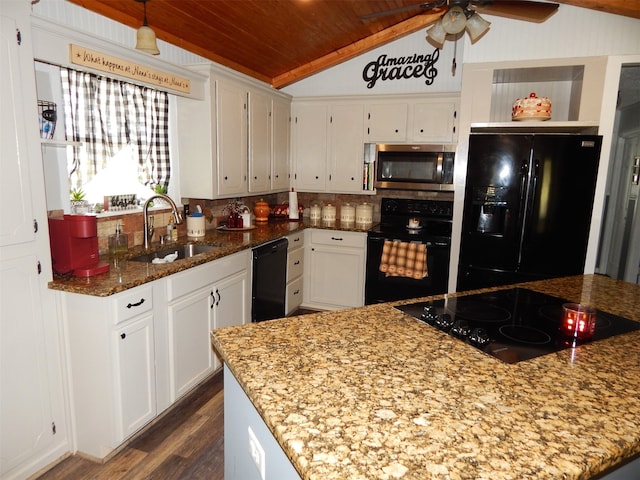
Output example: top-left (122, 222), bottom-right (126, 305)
top-left (426, 19), bottom-right (446, 46)
top-left (442, 6), bottom-right (467, 35)
top-left (465, 12), bottom-right (491, 42)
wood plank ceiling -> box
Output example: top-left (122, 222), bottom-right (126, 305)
top-left (66, 0), bottom-right (640, 89)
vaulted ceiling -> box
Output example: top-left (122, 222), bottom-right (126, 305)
top-left (66, 1), bottom-right (640, 89)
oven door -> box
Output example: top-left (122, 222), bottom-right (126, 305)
top-left (365, 235), bottom-right (450, 305)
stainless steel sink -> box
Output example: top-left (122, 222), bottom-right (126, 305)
top-left (129, 243), bottom-right (222, 263)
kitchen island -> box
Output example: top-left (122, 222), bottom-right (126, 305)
top-left (211, 274), bottom-right (640, 480)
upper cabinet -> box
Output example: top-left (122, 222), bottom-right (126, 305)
top-left (1, 10), bottom-right (35, 247)
top-left (291, 101), bottom-right (365, 194)
top-left (462, 57), bottom-right (607, 131)
top-left (177, 65), bottom-right (291, 200)
top-left (364, 94), bottom-right (459, 144)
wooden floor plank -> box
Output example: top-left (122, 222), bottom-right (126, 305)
top-left (35, 371), bottom-right (224, 480)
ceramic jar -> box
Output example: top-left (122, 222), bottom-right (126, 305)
top-left (356, 203), bottom-right (373, 225)
top-left (321, 203), bottom-right (336, 222)
top-left (309, 201), bottom-right (322, 221)
top-left (340, 203), bottom-right (355, 223)
top-left (254, 199), bottom-right (270, 222)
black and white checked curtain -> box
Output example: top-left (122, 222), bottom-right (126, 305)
top-left (60, 68), bottom-right (171, 190)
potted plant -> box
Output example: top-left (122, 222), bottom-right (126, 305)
top-left (70, 188), bottom-right (90, 214)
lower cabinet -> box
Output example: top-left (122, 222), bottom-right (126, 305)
top-left (303, 229), bottom-right (366, 310)
top-left (166, 250), bottom-right (250, 401)
top-left (62, 282), bottom-right (158, 459)
top-left (61, 250), bottom-right (250, 459)
top-left (285, 231), bottom-right (304, 315)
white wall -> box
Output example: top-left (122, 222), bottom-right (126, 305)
top-left (283, 5), bottom-right (640, 97)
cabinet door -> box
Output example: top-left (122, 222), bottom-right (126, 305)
top-left (306, 243), bottom-right (365, 309)
top-left (412, 101), bottom-right (457, 143)
top-left (167, 286), bottom-right (214, 401)
top-left (0, 256), bottom-right (54, 476)
top-left (248, 90), bottom-right (271, 193)
top-left (213, 269), bottom-right (249, 369)
top-left (328, 104), bottom-right (365, 193)
top-left (291, 103), bottom-right (327, 191)
top-left (217, 79), bottom-right (248, 197)
top-left (114, 314), bottom-right (156, 441)
top-left (271, 96), bottom-right (290, 191)
top-left (365, 103), bottom-right (408, 142)
top-left (0, 12), bottom-right (35, 247)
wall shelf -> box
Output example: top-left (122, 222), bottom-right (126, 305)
top-left (40, 139), bottom-right (82, 147)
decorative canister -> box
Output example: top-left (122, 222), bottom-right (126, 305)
top-left (309, 201), bottom-right (322, 221)
top-left (254, 199), bottom-right (270, 223)
top-left (321, 203), bottom-right (336, 222)
top-left (356, 202), bottom-right (373, 225)
top-left (340, 203), bottom-right (356, 223)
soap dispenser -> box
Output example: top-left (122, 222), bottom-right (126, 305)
top-left (108, 222), bottom-right (128, 266)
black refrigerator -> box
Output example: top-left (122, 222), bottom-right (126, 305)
top-left (457, 133), bottom-right (602, 291)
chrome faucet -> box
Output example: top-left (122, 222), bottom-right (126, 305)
top-left (143, 194), bottom-right (183, 249)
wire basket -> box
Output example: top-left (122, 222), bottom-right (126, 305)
top-left (38, 100), bottom-right (57, 139)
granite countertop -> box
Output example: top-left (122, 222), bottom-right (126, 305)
top-left (211, 275), bottom-right (640, 480)
top-left (47, 219), bottom-right (371, 296)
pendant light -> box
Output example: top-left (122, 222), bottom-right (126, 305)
top-left (135, 0), bottom-right (160, 55)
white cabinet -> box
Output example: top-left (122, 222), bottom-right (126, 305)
top-left (365, 102), bottom-right (408, 142)
top-left (217, 77), bottom-right (248, 197)
top-left (178, 65), bottom-right (291, 198)
top-left (291, 103), bottom-right (327, 191)
top-left (303, 229), bottom-right (366, 310)
top-left (291, 102), bottom-right (364, 193)
top-left (271, 96), bottom-right (291, 191)
top-left (248, 89), bottom-right (271, 193)
top-left (285, 231), bottom-right (304, 314)
top-left (62, 283), bottom-right (158, 459)
top-left (412, 100), bottom-right (458, 143)
top-left (165, 250), bottom-right (250, 400)
top-left (1, 3), bottom-right (68, 479)
top-left (248, 90), bottom-right (292, 194)
top-left (365, 97), bottom-right (459, 143)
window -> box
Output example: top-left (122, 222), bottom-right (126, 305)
top-left (60, 68), bottom-right (171, 206)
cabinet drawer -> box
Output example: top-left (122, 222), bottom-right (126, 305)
top-left (287, 231), bottom-right (304, 250)
top-left (286, 276), bottom-right (303, 314)
top-left (115, 284), bottom-right (153, 324)
top-left (287, 247), bottom-right (304, 281)
top-left (310, 229), bottom-right (366, 248)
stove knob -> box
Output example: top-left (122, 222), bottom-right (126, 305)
top-left (434, 313), bottom-right (454, 331)
top-left (450, 319), bottom-right (471, 338)
top-left (421, 305), bottom-right (438, 324)
top-left (469, 327), bottom-right (491, 347)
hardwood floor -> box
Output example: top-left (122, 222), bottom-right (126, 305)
top-left (35, 371), bottom-right (224, 480)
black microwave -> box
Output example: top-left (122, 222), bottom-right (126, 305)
top-left (373, 144), bottom-right (455, 191)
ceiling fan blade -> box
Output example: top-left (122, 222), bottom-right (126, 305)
top-left (360, 1), bottom-right (446, 20)
top-left (472, 1), bottom-right (559, 22)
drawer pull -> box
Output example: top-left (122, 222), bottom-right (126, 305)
top-left (126, 298), bottom-right (145, 308)
top-left (294, 260), bottom-right (300, 265)
top-left (293, 289), bottom-right (300, 295)
top-left (293, 237), bottom-right (300, 242)
top-left (120, 333), bottom-right (126, 339)
top-left (331, 237), bottom-right (343, 241)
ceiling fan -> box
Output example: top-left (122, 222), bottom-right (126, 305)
top-left (363, 0), bottom-right (559, 45)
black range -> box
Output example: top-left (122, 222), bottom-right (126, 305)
top-left (395, 287), bottom-right (640, 364)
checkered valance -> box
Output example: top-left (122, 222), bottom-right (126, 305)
top-left (60, 68), bottom-right (170, 190)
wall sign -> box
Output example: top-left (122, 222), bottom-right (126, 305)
top-left (70, 44), bottom-right (191, 94)
top-left (362, 48), bottom-right (440, 89)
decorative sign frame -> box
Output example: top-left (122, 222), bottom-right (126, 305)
top-left (70, 44), bottom-right (191, 94)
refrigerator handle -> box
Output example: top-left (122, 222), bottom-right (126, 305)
top-left (517, 151), bottom-right (536, 267)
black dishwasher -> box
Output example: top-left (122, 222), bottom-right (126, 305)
top-left (252, 237), bottom-right (288, 322)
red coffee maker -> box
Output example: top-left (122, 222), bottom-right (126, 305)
top-left (48, 214), bottom-right (110, 277)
